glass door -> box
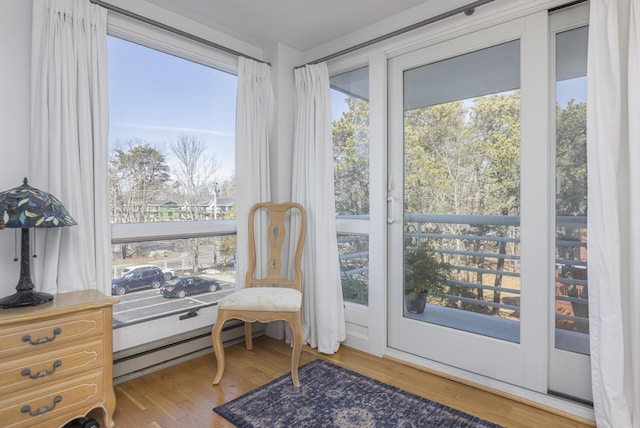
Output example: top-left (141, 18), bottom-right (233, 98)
top-left (388, 8), bottom-right (592, 401)
top-left (388, 22), bottom-right (534, 388)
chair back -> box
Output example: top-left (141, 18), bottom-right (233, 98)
top-left (246, 202), bottom-right (306, 292)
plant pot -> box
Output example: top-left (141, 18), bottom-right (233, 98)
top-left (404, 294), bottom-right (426, 314)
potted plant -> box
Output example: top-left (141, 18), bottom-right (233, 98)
top-left (404, 246), bottom-right (452, 314)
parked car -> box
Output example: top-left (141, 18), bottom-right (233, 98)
top-left (214, 257), bottom-right (235, 269)
top-left (112, 266), bottom-right (165, 295)
top-left (161, 276), bottom-right (221, 298)
top-left (121, 264), bottom-right (175, 281)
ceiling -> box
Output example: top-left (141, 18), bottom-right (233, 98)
top-left (144, 0), bottom-right (443, 52)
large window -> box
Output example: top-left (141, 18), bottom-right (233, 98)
top-left (107, 34), bottom-right (238, 330)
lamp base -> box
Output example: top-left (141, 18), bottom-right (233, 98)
top-left (0, 290), bottom-right (54, 309)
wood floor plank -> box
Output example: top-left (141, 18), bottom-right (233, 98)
top-left (113, 336), bottom-right (594, 428)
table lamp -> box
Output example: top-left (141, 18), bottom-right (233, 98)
top-left (0, 178), bottom-right (77, 308)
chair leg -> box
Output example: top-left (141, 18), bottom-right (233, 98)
top-left (290, 316), bottom-right (303, 388)
top-left (244, 321), bottom-right (253, 350)
top-left (212, 315), bottom-right (226, 385)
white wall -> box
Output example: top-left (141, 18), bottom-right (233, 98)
top-left (265, 43), bottom-right (301, 203)
top-left (0, 1), bottom-right (32, 298)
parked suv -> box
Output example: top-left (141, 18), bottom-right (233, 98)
top-left (121, 264), bottom-right (175, 281)
top-left (112, 266), bottom-right (164, 295)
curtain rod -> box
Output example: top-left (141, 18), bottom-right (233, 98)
top-left (549, 0), bottom-right (588, 13)
top-left (88, 0), bottom-right (270, 65)
top-left (297, 0), bottom-right (495, 68)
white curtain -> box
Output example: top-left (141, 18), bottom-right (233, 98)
top-left (235, 57), bottom-right (272, 287)
top-left (587, 0), bottom-right (640, 426)
top-left (292, 63), bottom-right (346, 354)
top-left (30, 0), bottom-right (111, 296)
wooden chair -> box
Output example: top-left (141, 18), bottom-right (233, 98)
top-left (212, 202), bottom-right (307, 387)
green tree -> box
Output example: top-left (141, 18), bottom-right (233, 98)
top-left (404, 101), bottom-right (471, 215)
top-left (555, 100), bottom-right (587, 276)
top-left (469, 91), bottom-right (521, 217)
top-left (333, 96), bottom-right (369, 216)
top-left (556, 100), bottom-right (587, 216)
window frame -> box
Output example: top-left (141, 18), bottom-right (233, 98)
top-left (330, 64), bottom-right (372, 309)
top-left (548, 2), bottom-right (591, 401)
top-left (328, 54), bottom-right (386, 355)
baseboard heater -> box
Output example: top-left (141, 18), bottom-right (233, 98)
top-left (113, 321), bottom-right (263, 385)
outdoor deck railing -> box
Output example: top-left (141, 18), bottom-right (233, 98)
top-left (338, 213), bottom-right (588, 333)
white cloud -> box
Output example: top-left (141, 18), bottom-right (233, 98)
top-left (112, 122), bottom-right (234, 137)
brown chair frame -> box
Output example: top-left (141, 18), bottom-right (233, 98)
top-left (212, 202), bottom-right (307, 387)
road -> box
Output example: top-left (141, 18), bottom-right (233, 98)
top-left (112, 271), bottom-right (235, 327)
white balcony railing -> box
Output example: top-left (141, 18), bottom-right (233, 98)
top-left (338, 213), bottom-right (589, 353)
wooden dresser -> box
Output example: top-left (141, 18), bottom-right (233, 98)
top-left (0, 290), bottom-right (117, 428)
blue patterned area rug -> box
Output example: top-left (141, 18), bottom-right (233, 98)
top-left (213, 359), bottom-right (503, 427)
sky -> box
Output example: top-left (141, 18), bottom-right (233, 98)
top-left (108, 35), bottom-right (354, 182)
top-left (557, 77), bottom-right (587, 107)
top-left (108, 35), bottom-right (585, 185)
top-left (107, 36), bottom-right (237, 181)
top-left (331, 90), bottom-right (350, 121)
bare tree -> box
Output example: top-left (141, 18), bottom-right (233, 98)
top-left (171, 135), bottom-right (220, 220)
top-left (171, 135), bottom-right (220, 271)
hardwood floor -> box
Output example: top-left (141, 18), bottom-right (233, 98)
top-left (111, 336), bottom-right (594, 428)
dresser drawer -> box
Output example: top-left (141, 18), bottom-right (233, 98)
top-left (0, 339), bottom-right (103, 396)
top-left (0, 310), bottom-right (103, 360)
top-left (0, 370), bottom-right (103, 428)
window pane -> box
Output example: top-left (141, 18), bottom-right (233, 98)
top-left (111, 236), bottom-right (236, 326)
top-left (331, 66), bottom-right (370, 306)
top-left (554, 26), bottom-right (589, 355)
top-left (107, 36), bottom-right (237, 224)
top-left (338, 234), bottom-right (369, 305)
top-left (107, 36), bottom-right (238, 329)
top-left (403, 41), bottom-right (521, 343)
top-left (331, 66), bottom-right (370, 216)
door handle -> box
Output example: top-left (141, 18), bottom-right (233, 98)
top-left (387, 197), bottom-right (394, 224)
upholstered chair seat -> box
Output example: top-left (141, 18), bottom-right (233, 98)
top-left (217, 287), bottom-right (302, 312)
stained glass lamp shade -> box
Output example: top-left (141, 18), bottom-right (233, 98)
top-left (0, 178), bottom-right (77, 308)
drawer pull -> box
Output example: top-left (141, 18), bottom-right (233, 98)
top-left (22, 327), bottom-right (62, 345)
top-left (21, 359), bottom-right (62, 379)
top-left (21, 395), bottom-right (62, 417)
